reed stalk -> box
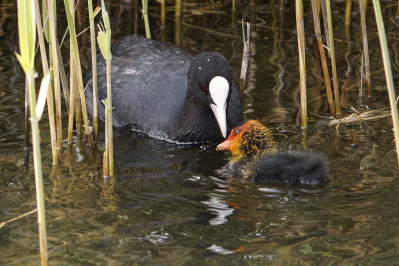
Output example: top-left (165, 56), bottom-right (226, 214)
top-left (175, 0), bottom-right (182, 45)
top-left (68, 0), bottom-right (82, 146)
top-left (67, 69), bottom-right (75, 146)
top-left (74, 88), bottom-right (82, 145)
top-left (345, 0), bottom-right (352, 26)
top-left (142, 0), bottom-right (151, 38)
top-left (88, 0), bottom-right (98, 143)
top-left (161, 0), bottom-right (166, 41)
top-left (311, 0), bottom-right (335, 117)
top-left (359, 0), bottom-right (371, 98)
top-left (24, 80), bottom-right (30, 156)
top-left (296, 0), bottom-right (307, 129)
top-left (67, 0), bottom-right (76, 146)
top-left (133, 0), bottom-right (138, 35)
top-left (362, 0), bottom-right (368, 16)
top-left (360, 51), bottom-right (364, 98)
top-left (239, 21), bottom-right (250, 97)
top-left (98, 0), bottom-right (114, 177)
top-left (161, 0), bottom-right (166, 28)
top-left (16, 0), bottom-right (48, 264)
top-left (320, 0), bottom-right (330, 57)
top-left (35, 0), bottom-right (58, 165)
top-left (43, 0), bottom-right (70, 111)
top-left (324, 0), bottom-right (341, 115)
top-left (46, 0), bottom-right (63, 150)
top-left (55, 35), bottom-right (70, 110)
top-left (175, 0), bottom-right (182, 17)
top-left (372, 0), bottom-right (399, 166)
top-left (63, 0), bottom-right (92, 146)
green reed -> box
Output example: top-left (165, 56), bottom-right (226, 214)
top-left (88, 0), bottom-right (99, 143)
top-left (372, 0), bottom-right (399, 166)
top-left (142, 0), bottom-right (151, 38)
top-left (97, 0), bottom-right (114, 177)
top-left (16, 0), bottom-right (48, 264)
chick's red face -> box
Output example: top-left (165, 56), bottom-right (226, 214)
top-left (216, 123), bottom-right (249, 151)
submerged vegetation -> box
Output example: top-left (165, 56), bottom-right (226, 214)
top-left (9, 0), bottom-right (399, 263)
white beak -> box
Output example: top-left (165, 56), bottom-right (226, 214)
top-left (209, 76), bottom-right (229, 138)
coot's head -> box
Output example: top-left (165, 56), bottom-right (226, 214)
top-left (217, 120), bottom-right (276, 161)
top-left (188, 52), bottom-right (233, 138)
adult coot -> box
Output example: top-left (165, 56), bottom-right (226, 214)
top-left (85, 35), bottom-right (242, 144)
top-left (217, 120), bottom-right (329, 186)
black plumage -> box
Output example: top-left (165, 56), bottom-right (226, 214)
top-left (217, 120), bottom-right (329, 186)
top-left (85, 35), bottom-right (242, 144)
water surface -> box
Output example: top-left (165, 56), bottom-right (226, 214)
top-left (1, 1), bottom-right (399, 264)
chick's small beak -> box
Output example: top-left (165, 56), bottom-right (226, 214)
top-left (217, 128), bottom-right (237, 151)
top-left (216, 139), bottom-right (234, 151)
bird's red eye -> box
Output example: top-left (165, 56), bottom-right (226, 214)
top-left (200, 83), bottom-right (207, 92)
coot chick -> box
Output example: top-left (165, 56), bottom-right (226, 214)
top-left (85, 35), bottom-right (242, 144)
top-left (217, 120), bottom-right (329, 186)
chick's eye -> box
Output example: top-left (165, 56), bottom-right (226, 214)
top-left (234, 129), bottom-right (240, 135)
top-left (199, 83), bottom-right (207, 92)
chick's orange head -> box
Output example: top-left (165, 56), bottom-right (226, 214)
top-left (217, 120), bottom-right (275, 161)
top-left (217, 122), bottom-right (250, 151)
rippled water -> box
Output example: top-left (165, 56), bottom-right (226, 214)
top-left (1, 0), bottom-right (399, 264)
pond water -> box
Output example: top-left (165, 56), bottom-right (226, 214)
top-left (1, 0), bottom-right (399, 264)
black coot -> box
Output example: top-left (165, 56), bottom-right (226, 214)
top-left (217, 120), bottom-right (329, 186)
top-left (85, 35), bottom-right (242, 144)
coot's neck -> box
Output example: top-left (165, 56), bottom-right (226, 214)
top-left (173, 92), bottom-right (223, 144)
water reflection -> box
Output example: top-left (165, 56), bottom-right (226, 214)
top-left (202, 192), bottom-right (235, 226)
top-left (1, 0), bottom-right (399, 264)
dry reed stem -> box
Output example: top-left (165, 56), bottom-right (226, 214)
top-left (174, 0), bottom-right (182, 44)
top-left (327, 108), bottom-right (390, 126)
top-left (67, 71), bottom-right (75, 145)
top-left (320, 0), bottom-right (330, 57)
top-left (46, 0), bottom-right (63, 150)
top-left (239, 21), bottom-right (250, 97)
top-left (103, 150), bottom-right (109, 177)
top-left (67, 0), bottom-right (75, 145)
top-left (311, 0), bottom-right (336, 117)
top-left (296, 0), bottom-right (307, 129)
top-left (35, 0), bottom-right (58, 165)
top-left (64, 0), bottom-right (92, 146)
top-left (88, 0), bottom-right (98, 143)
top-left (161, 0), bottom-right (166, 27)
top-left (324, 0), bottom-right (341, 115)
top-left (358, 0), bottom-right (371, 98)
top-left (0, 209), bottom-right (37, 229)
top-left (160, 15), bottom-right (237, 38)
top-left (345, 0), bottom-right (352, 25)
top-left (55, 36), bottom-right (70, 111)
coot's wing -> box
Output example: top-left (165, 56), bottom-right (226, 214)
top-left (85, 35), bottom-right (193, 131)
